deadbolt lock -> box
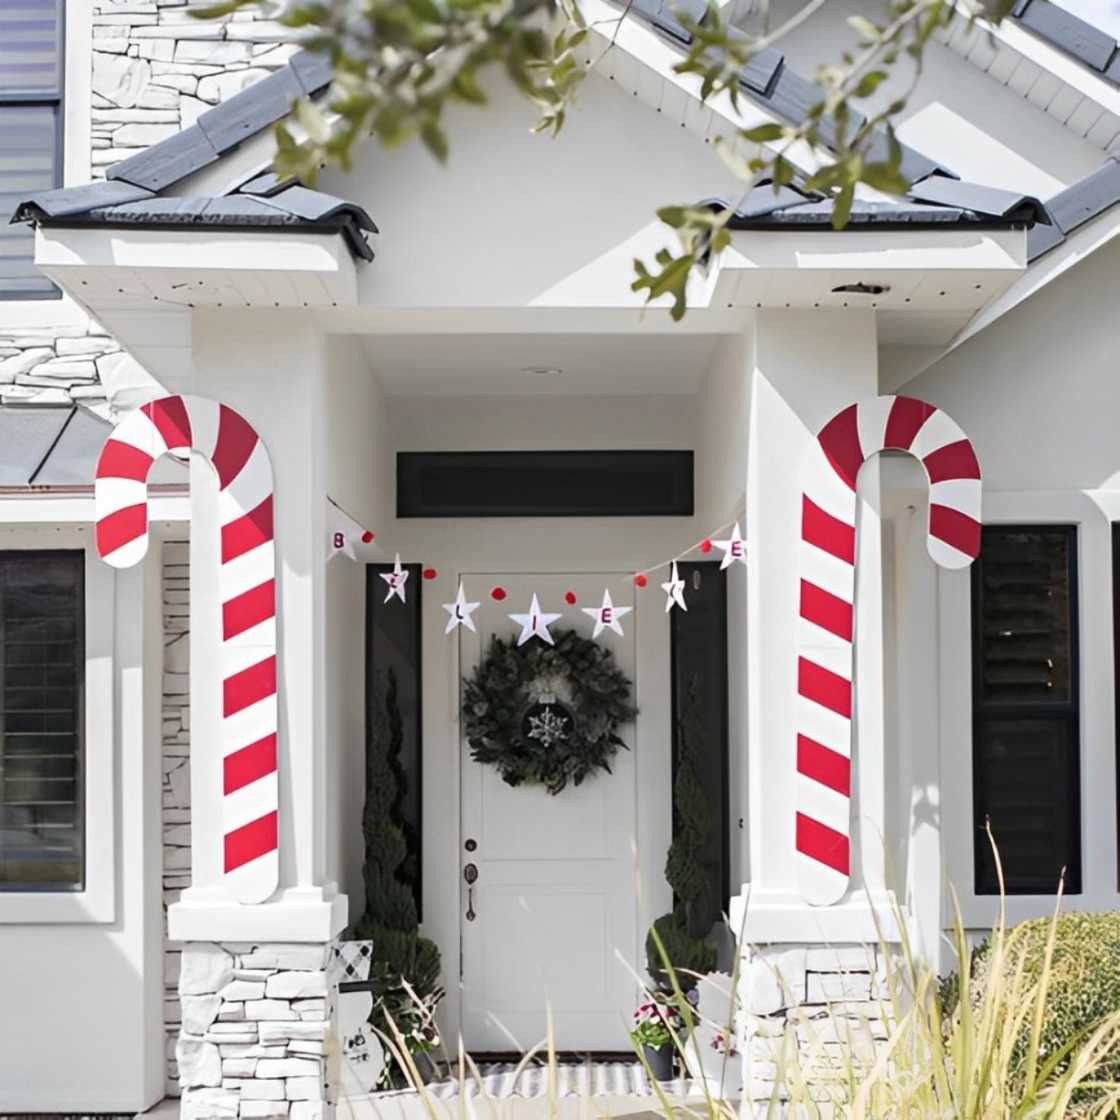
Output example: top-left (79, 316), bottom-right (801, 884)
top-left (463, 863), bottom-right (478, 884)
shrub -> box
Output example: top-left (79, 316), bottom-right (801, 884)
top-left (972, 910), bottom-right (1120, 1088)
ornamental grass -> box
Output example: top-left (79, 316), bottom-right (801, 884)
top-left (342, 855), bottom-right (1120, 1118)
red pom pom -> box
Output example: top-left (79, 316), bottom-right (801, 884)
top-left (700, 538), bottom-right (712, 553)
top-left (361, 530), bottom-right (374, 544)
top-left (634, 573), bottom-right (648, 588)
top-left (491, 586), bottom-right (507, 601)
top-left (422, 567), bottom-right (437, 581)
top-left (564, 590), bottom-right (577, 605)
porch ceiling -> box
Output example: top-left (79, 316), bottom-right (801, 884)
top-left (360, 332), bottom-right (721, 396)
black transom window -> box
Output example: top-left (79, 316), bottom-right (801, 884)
top-left (0, 551), bottom-right (85, 890)
top-left (971, 525), bottom-right (1080, 895)
top-left (0, 0), bottom-right (64, 300)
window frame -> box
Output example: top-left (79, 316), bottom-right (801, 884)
top-left (939, 490), bottom-right (1120, 930)
top-left (0, 529), bottom-right (115, 923)
top-left (0, 0), bottom-right (66, 302)
top-left (969, 523), bottom-right (1081, 895)
top-left (0, 547), bottom-right (86, 891)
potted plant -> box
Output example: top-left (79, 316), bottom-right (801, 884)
top-left (630, 996), bottom-right (685, 1080)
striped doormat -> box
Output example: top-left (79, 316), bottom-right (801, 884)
top-left (420, 1061), bottom-right (708, 1099)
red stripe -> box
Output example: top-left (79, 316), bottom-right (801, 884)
top-left (802, 496), bottom-right (856, 565)
top-left (96, 502), bottom-right (147, 557)
top-left (222, 579), bottom-right (275, 641)
top-left (142, 396), bottom-right (192, 451)
top-left (923, 438), bottom-right (981, 484)
top-left (798, 657), bottom-right (852, 719)
top-left (224, 810), bottom-right (277, 873)
top-left (212, 405), bottom-right (259, 490)
top-left (883, 395), bottom-right (936, 451)
top-left (221, 495), bottom-right (273, 564)
top-left (797, 735), bottom-right (851, 796)
top-left (817, 404), bottom-right (864, 491)
top-left (223, 733), bottom-right (277, 795)
top-left (96, 438), bottom-right (154, 483)
top-left (223, 655), bottom-right (276, 718)
top-left (929, 503), bottom-right (981, 559)
top-left (799, 579), bottom-right (853, 642)
top-left (796, 812), bottom-right (849, 875)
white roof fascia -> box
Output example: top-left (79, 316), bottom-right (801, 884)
top-left (577, 0), bottom-right (826, 179)
top-left (940, 202), bottom-right (1120, 353)
top-left (945, 5), bottom-right (1120, 144)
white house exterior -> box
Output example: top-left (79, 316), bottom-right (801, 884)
top-left (3, 0), bottom-right (1120, 1115)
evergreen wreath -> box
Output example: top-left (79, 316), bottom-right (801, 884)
top-left (463, 628), bottom-right (637, 795)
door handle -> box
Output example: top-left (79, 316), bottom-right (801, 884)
top-left (464, 862), bottom-right (478, 922)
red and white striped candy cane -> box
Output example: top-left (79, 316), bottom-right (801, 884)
top-left (95, 395), bottom-right (278, 905)
top-left (797, 395), bottom-right (981, 905)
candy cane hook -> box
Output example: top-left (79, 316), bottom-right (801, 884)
top-left (95, 395), bottom-right (278, 905)
top-left (796, 395), bottom-right (982, 906)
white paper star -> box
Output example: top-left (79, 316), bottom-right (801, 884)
top-left (379, 553), bottom-right (409, 604)
top-left (582, 588), bottom-right (632, 638)
top-left (661, 561), bottom-right (687, 613)
top-left (713, 521), bottom-right (747, 570)
top-left (442, 582), bottom-right (480, 634)
top-left (509, 593), bottom-right (561, 646)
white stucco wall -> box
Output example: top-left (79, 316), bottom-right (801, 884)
top-left (0, 526), bottom-right (166, 1113)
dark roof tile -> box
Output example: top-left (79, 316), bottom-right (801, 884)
top-left (908, 176), bottom-right (1049, 224)
top-left (9, 180), bottom-right (154, 223)
top-left (107, 123), bottom-right (220, 192)
top-left (196, 66), bottom-right (304, 155)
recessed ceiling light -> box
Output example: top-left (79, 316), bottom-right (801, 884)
top-left (521, 366), bottom-right (564, 376)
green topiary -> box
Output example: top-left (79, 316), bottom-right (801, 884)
top-left (647, 679), bottom-right (718, 988)
top-left (969, 911), bottom-right (1120, 1089)
top-left (352, 667), bottom-right (442, 1042)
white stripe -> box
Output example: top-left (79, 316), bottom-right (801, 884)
top-left (223, 616), bottom-right (277, 652)
top-left (184, 395), bottom-right (222, 462)
top-left (101, 535), bottom-right (150, 570)
top-left (222, 695), bottom-right (277, 759)
top-left (909, 408), bottom-right (965, 461)
top-left (223, 849), bottom-right (278, 905)
top-left (223, 771), bottom-right (278, 833)
top-left (116, 408), bottom-right (171, 462)
top-left (927, 535), bottom-right (975, 571)
top-left (797, 618), bottom-right (852, 679)
top-left (796, 694), bottom-right (851, 758)
top-left (797, 774), bottom-right (851, 835)
top-left (804, 449), bottom-right (859, 523)
top-left (929, 476), bottom-right (982, 520)
top-left (855, 396), bottom-right (895, 457)
top-left (221, 542), bottom-right (276, 602)
top-left (796, 850), bottom-right (848, 906)
top-left (219, 439), bottom-right (273, 519)
top-left (799, 540), bottom-right (855, 602)
top-left (222, 643), bottom-right (276, 679)
top-left (94, 476), bottom-right (149, 519)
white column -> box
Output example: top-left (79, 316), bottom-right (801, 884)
top-left (169, 310), bottom-right (346, 944)
top-left (731, 309), bottom-right (898, 945)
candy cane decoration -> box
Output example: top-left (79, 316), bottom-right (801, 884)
top-left (797, 395), bottom-right (981, 906)
top-left (94, 395), bottom-right (278, 905)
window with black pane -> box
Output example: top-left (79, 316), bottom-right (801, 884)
top-left (971, 526), bottom-right (1080, 895)
top-left (0, 0), bottom-right (64, 299)
top-left (0, 552), bottom-right (84, 890)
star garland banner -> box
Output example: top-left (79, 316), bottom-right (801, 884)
top-left (462, 628), bottom-right (637, 794)
top-left (380, 554), bottom-right (409, 603)
top-left (661, 561), bottom-right (687, 613)
top-left (582, 589), bottom-right (631, 638)
top-left (327, 497), bottom-right (377, 562)
top-left (443, 582), bottom-right (480, 633)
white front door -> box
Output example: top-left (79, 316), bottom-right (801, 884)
top-left (460, 574), bottom-right (639, 1052)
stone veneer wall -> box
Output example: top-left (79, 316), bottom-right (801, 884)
top-left (737, 943), bottom-right (890, 1105)
top-left (0, 1), bottom-right (297, 411)
top-left (177, 941), bottom-right (338, 1120)
top-left (164, 538), bottom-right (193, 1095)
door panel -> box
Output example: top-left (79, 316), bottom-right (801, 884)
top-left (460, 574), bottom-right (638, 1052)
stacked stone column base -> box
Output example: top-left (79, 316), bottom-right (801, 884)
top-left (736, 944), bottom-right (892, 1107)
top-left (177, 940), bottom-right (340, 1120)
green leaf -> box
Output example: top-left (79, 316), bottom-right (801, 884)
top-left (831, 182), bottom-right (855, 230)
top-left (855, 69), bottom-right (887, 97)
top-left (740, 122), bottom-right (785, 144)
top-left (847, 15), bottom-right (882, 41)
top-left (420, 119), bottom-right (449, 161)
top-left (861, 162), bottom-right (908, 195)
